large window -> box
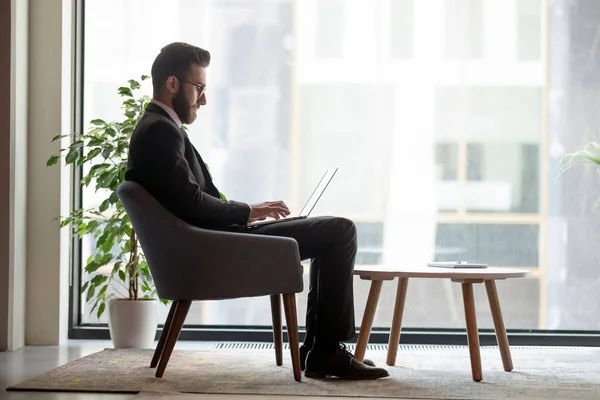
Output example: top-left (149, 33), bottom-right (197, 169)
top-left (79, 0), bottom-right (600, 334)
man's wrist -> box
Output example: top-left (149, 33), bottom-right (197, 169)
top-left (247, 204), bottom-right (252, 223)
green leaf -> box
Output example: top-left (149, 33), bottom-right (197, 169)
top-left (59, 217), bottom-right (71, 228)
top-left (86, 147), bottom-right (102, 160)
top-left (101, 253), bottom-right (113, 264)
top-left (142, 269), bottom-right (152, 281)
top-left (86, 285), bottom-right (96, 302)
top-left (118, 87), bottom-right (133, 97)
top-left (88, 137), bottom-right (104, 147)
top-left (77, 222), bottom-right (86, 236)
top-left (46, 155), bottom-right (60, 167)
top-left (71, 139), bottom-right (84, 149)
top-left (99, 198), bottom-right (112, 213)
top-left (90, 297), bottom-right (101, 313)
top-left (76, 155), bottom-right (87, 167)
top-left (121, 125), bottom-right (135, 135)
top-left (81, 175), bottom-right (92, 187)
top-left (85, 261), bottom-right (100, 273)
top-left (102, 148), bottom-right (111, 159)
top-left (128, 79), bottom-right (141, 90)
top-left (86, 220), bottom-right (100, 233)
top-left (96, 303), bottom-right (106, 319)
top-left (91, 274), bottom-right (108, 286)
top-left (86, 127), bottom-right (103, 136)
top-left (98, 284), bottom-right (108, 296)
top-left (141, 75), bottom-right (150, 81)
top-left (100, 237), bottom-right (114, 253)
top-left (65, 148), bottom-right (79, 164)
top-left (112, 261), bottom-right (122, 273)
top-left (94, 251), bottom-right (104, 262)
top-left (89, 163), bottom-right (111, 175)
top-left (109, 191), bottom-right (119, 204)
top-left (118, 270), bottom-right (126, 281)
top-left (90, 119), bottom-right (106, 126)
top-left (81, 281), bottom-right (89, 294)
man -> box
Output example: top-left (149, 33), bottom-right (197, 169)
top-left (126, 42), bottom-right (388, 380)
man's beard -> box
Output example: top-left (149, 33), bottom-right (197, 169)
top-left (172, 90), bottom-right (193, 125)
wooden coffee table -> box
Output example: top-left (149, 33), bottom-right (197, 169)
top-left (353, 266), bottom-right (530, 382)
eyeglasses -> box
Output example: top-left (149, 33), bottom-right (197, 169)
top-left (180, 78), bottom-right (206, 96)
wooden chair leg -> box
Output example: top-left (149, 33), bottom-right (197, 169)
top-left (270, 294), bottom-right (283, 366)
top-left (387, 277), bottom-right (409, 366)
top-left (282, 293), bottom-right (301, 382)
top-left (355, 280), bottom-right (383, 362)
top-left (461, 283), bottom-right (482, 382)
top-left (485, 280), bottom-right (513, 372)
top-left (150, 301), bottom-right (177, 368)
top-left (155, 300), bottom-right (192, 378)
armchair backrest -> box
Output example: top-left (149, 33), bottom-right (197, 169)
top-left (117, 180), bottom-right (190, 298)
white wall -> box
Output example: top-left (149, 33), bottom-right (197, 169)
top-left (26, 0), bottom-right (73, 346)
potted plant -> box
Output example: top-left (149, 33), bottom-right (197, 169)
top-left (48, 75), bottom-right (163, 348)
top-left (558, 141), bottom-right (600, 208)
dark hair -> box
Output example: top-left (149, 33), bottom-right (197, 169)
top-left (151, 42), bottom-right (210, 94)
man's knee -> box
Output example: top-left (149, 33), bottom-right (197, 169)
top-left (332, 217), bottom-right (357, 243)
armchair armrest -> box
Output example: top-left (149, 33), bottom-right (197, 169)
top-left (148, 224), bottom-right (304, 301)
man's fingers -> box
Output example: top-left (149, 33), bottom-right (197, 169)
top-left (266, 205), bottom-right (290, 216)
top-left (267, 201), bottom-right (290, 213)
top-left (275, 201), bottom-right (290, 212)
top-left (268, 211), bottom-right (285, 220)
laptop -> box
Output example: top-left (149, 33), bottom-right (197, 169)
top-left (245, 167), bottom-right (339, 228)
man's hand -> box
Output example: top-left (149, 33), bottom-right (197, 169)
top-left (248, 201), bottom-right (291, 223)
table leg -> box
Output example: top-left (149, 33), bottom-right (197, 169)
top-left (461, 282), bottom-right (482, 382)
top-left (355, 280), bottom-right (383, 362)
top-left (485, 280), bottom-right (513, 372)
top-left (386, 277), bottom-right (409, 366)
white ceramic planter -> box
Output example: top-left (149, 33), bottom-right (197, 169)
top-left (108, 299), bottom-right (158, 349)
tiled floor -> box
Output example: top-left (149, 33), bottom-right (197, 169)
top-left (1, 340), bottom-right (403, 400)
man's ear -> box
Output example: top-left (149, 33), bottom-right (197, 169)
top-left (165, 76), bottom-right (179, 94)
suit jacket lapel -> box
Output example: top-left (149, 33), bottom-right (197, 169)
top-left (190, 144), bottom-right (221, 196)
top-left (178, 126), bottom-right (221, 198)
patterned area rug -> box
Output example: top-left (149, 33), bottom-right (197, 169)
top-left (7, 345), bottom-right (600, 399)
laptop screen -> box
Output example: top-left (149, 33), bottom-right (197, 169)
top-left (298, 167), bottom-right (339, 217)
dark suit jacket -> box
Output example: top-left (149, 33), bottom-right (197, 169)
top-left (125, 102), bottom-right (251, 230)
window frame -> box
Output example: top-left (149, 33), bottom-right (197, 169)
top-left (69, 0), bottom-right (600, 346)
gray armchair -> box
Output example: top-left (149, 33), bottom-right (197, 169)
top-left (117, 181), bottom-right (304, 381)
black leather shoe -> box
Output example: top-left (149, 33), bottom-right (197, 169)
top-left (299, 344), bottom-right (376, 370)
top-left (304, 344), bottom-right (389, 380)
